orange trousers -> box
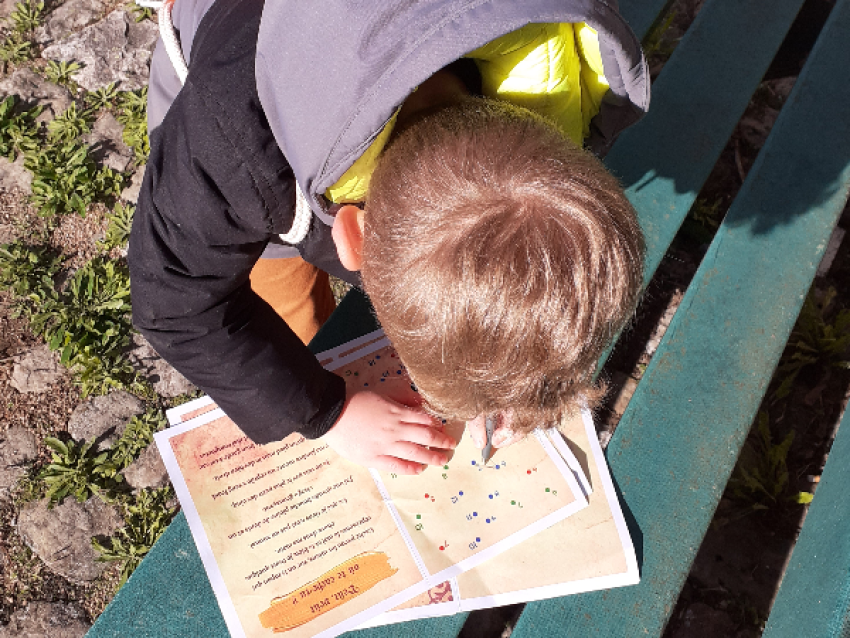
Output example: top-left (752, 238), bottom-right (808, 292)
top-left (249, 257), bottom-right (336, 345)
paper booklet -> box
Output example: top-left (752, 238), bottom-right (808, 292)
top-left (158, 330), bottom-right (638, 638)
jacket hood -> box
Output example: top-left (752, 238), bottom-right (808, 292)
top-left (255, 0), bottom-right (649, 223)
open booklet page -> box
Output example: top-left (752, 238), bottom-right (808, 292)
top-left (359, 403), bottom-right (639, 626)
top-left (157, 331), bottom-right (588, 638)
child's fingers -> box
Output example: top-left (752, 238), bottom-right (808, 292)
top-left (371, 456), bottom-right (425, 475)
top-left (390, 441), bottom-right (451, 466)
top-left (391, 404), bottom-right (435, 426)
top-left (400, 423), bottom-right (457, 450)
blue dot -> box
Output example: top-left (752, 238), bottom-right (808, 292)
top-left (476, 537), bottom-right (481, 542)
top-left (458, 491), bottom-right (463, 496)
top-left (376, 355), bottom-right (381, 359)
top-left (396, 370), bottom-right (402, 375)
top-left (489, 494), bottom-right (493, 499)
top-left (380, 378), bottom-right (385, 382)
top-left (486, 518), bottom-right (491, 523)
top-left (495, 465), bottom-right (500, 470)
top-left (471, 461), bottom-right (476, 466)
top-left (473, 512), bottom-right (477, 517)
top-left (364, 383), bottom-right (369, 386)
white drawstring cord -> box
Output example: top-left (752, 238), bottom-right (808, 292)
top-left (280, 182), bottom-right (313, 243)
top-left (157, 0), bottom-right (188, 84)
top-left (137, 0), bottom-right (313, 244)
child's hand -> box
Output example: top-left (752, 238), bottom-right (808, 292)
top-left (321, 389), bottom-right (457, 474)
top-left (466, 412), bottom-right (523, 449)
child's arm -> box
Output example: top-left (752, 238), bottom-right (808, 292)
top-left (130, 86), bottom-right (346, 444)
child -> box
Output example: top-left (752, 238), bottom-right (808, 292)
top-left (130, 0), bottom-right (648, 475)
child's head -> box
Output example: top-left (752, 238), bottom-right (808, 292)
top-left (344, 98), bottom-right (644, 433)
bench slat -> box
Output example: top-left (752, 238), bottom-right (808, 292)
top-left (605, 0), bottom-right (806, 286)
top-left (512, 0), bottom-right (850, 634)
top-left (618, 0), bottom-right (673, 50)
top-left (762, 405), bottom-right (850, 636)
top-left (85, 511), bottom-right (233, 637)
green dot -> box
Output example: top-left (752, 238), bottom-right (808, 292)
top-left (416, 514), bottom-right (421, 519)
top-left (511, 500), bottom-right (516, 505)
top-left (443, 465), bottom-right (449, 470)
top-left (545, 487), bottom-right (550, 492)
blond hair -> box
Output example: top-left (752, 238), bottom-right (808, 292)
top-left (362, 98), bottom-right (644, 433)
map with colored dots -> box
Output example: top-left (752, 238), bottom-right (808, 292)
top-left (372, 424), bottom-right (582, 574)
top-left (331, 334), bottom-right (587, 576)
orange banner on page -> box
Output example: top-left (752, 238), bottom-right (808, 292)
top-left (258, 552), bottom-right (398, 632)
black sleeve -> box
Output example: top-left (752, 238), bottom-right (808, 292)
top-left (128, 82), bottom-right (345, 444)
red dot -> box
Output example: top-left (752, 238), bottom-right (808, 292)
top-left (424, 494), bottom-right (429, 498)
top-left (527, 470), bottom-right (532, 475)
top-left (439, 546), bottom-right (445, 551)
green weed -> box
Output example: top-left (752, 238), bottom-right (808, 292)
top-left (86, 83), bottom-right (120, 112)
top-left (8, 0), bottom-right (45, 34)
top-left (110, 408), bottom-right (167, 469)
top-left (774, 287), bottom-right (850, 399)
top-left (0, 95), bottom-right (42, 159)
top-left (0, 245), bottom-right (142, 395)
top-left (43, 60), bottom-right (83, 90)
top-left (38, 406), bottom-right (168, 508)
top-left (688, 198), bottom-right (723, 230)
top-left (92, 487), bottom-right (177, 586)
top-left (729, 411), bottom-right (791, 509)
top-left (28, 257), bottom-right (136, 395)
top-left (116, 88), bottom-right (149, 163)
top-left (47, 102), bottom-right (92, 142)
top-left (0, 241), bottom-right (62, 315)
top-left (642, 9), bottom-right (679, 59)
top-left (26, 140), bottom-right (124, 217)
top-left (12, 465), bottom-right (47, 507)
top-left (728, 411), bottom-right (811, 512)
top-left (0, 1), bottom-right (45, 66)
top-left (0, 32), bottom-right (32, 64)
top-left (100, 202), bottom-right (135, 251)
top-left (127, 2), bottom-right (155, 23)
top-left (40, 436), bottom-right (125, 506)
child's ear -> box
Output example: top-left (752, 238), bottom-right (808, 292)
top-left (331, 205), bottom-right (365, 271)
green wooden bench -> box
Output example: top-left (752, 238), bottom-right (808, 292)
top-left (86, 0), bottom-right (850, 634)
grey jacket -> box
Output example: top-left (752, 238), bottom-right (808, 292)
top-left (132, 0), bottom-right (649, 443)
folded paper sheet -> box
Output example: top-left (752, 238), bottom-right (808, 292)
top-left (158, 331), bottom-right (589, 638)
top-left (359, 400), bottom-right (639, 626)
